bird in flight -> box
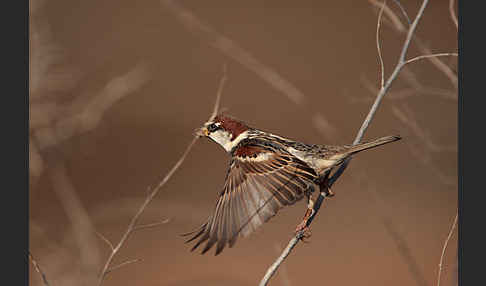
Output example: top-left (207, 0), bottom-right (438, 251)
top-left (184, 113), bottom-right (401, 255)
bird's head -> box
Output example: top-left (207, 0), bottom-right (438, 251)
top-left (198, 113), bottom-right (250, 152)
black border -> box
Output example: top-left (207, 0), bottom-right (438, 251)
top-left (459, 0), bottom-right (479, 285)
top-left (457, 0), bottom-right (462, 282)
top-left (3, 0), bottom-right (29, 283)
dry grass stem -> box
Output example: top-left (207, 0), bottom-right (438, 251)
top-left (437, 212), bottom-right (458, 286)
top-left (29, 251), bottom-right (51, 286)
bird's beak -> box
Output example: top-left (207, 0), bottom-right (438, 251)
top-left (195, 126), bottom-right (210, 137)
top-left (202, 128), bottom-right (210, 137)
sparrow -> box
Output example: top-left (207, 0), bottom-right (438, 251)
top-left (184, 113), bottom-right (401, 255)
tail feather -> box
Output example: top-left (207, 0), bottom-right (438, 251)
top-left (346, 135), bottom-right (401, 155)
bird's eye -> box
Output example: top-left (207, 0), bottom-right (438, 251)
top-left (207, 123), bottom-right (220, 133)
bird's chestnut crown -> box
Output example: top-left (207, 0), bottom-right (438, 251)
top-left (201, 114), bottom-right (251, 152)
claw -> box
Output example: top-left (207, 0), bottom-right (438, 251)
top-left (295, 225), bottom-right (312, 242)
top-left (295, 219), bottom-right (308, 233)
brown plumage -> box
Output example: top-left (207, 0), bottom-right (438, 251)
top-left (185, 113), bottom-right (401, 255)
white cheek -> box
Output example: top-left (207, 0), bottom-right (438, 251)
top-left (209, 130), bottom-right (233, 151)
top-left (209, 130), bottom-right (250, 152)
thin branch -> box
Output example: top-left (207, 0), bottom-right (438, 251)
top-left (437, 212), bottom-right (458, 286)
top-left (368, 0), bottom-right (458, 89)
top-left (96, 232), bottom-right (115, 252)
top-left (97, 68), bottom-right (227, 285)
top-left (391, 0), bottom-right (411, 26)
top-left (259, 193), bottom-right (326, 286)
top-left (210, 64), bottom-right (228, 121)
top-left (273, 244), bottom-right (292, 286)
top-left (412, 39), bottom-right (458, 89)
top-left (259, 236), bottom-right (301, 286)
top-left (369, 0), bottom-right (406, 32)
top-left (133, 218), bottom-right (171, 231)
top-left (405, 53), bottom-right (458, 65)
top-left (330, 0), bottom-right (430, 189)
top-left (449, 0), bottom-right (458, 30)
top-left (377, 0), bottom-right (387, 88)
top-left (358, 75), bottom-right (456, 102)
top-left (28, 251), bottom-right (51, 286)
top-left (105, 259), bottom-right (142, 276)
top-left (97, 135), bottom-right (198, 285)
top-left (260, 1), bottom-right (431, 284)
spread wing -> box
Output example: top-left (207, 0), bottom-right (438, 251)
top-left (183, 144), bottom-right (318, 255)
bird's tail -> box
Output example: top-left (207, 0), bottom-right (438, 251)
top-left (345, 135), bottom-right (401, 155)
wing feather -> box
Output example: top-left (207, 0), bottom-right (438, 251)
top-left (185, 145), bottom-right (318, 255)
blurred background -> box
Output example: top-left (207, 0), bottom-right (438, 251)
top-left (29, 0), bottom-right (458, 285)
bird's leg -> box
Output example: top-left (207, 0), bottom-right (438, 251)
top-left (320, 172), bottom-right (334, 197)
top-left (295, 192), bottom-right (315, 240)
top-left (295, 173), bottom-right (333, 239)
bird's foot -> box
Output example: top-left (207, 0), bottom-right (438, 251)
top-left (295, 221), bottom-right (312, 242)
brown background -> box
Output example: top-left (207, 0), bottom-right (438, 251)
top-left (29, 0), bottom-right (458, 286)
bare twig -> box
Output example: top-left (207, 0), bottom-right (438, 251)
top-left (377, 0), bottom-right (387, 88)
top-left (404, 53), bottom-right (458, 65)
top-left (449, 0), bottom-right (458, 30)
top-left (369, 0), bottom-right (458, 89)
top-left (97, 67), bottom-right (227, 285)
top-left (330, 0), bottom-right (431, 187)
top-left (273, 244), bottom-right (292, 286)
top-left (97, 135), bottom-right (199, 285)
top-left (29, 251), bottom-right (51, 286)
top-left (259, 236), bottom-right (302, 286)
top-left (105, 259), bottom-right (142, 275)
top-left (133, 218), bottom-right (171, 231)
top-left (210, 63), bottom-right (228, 121)
top-left (391, 0), bottom-right (411, 26)
top-left (437, 212), bottom-right (458, 286)
top-left (358, 75), bottom-right (456, 102)
top-left (96, 232), bottom-right (115, 252)
top-left (260, 1), bottom-right (432, 284)
top-left (369, 0), bottom-right (406, 32)
top-left (412, 39), bottom-right (458, 89)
